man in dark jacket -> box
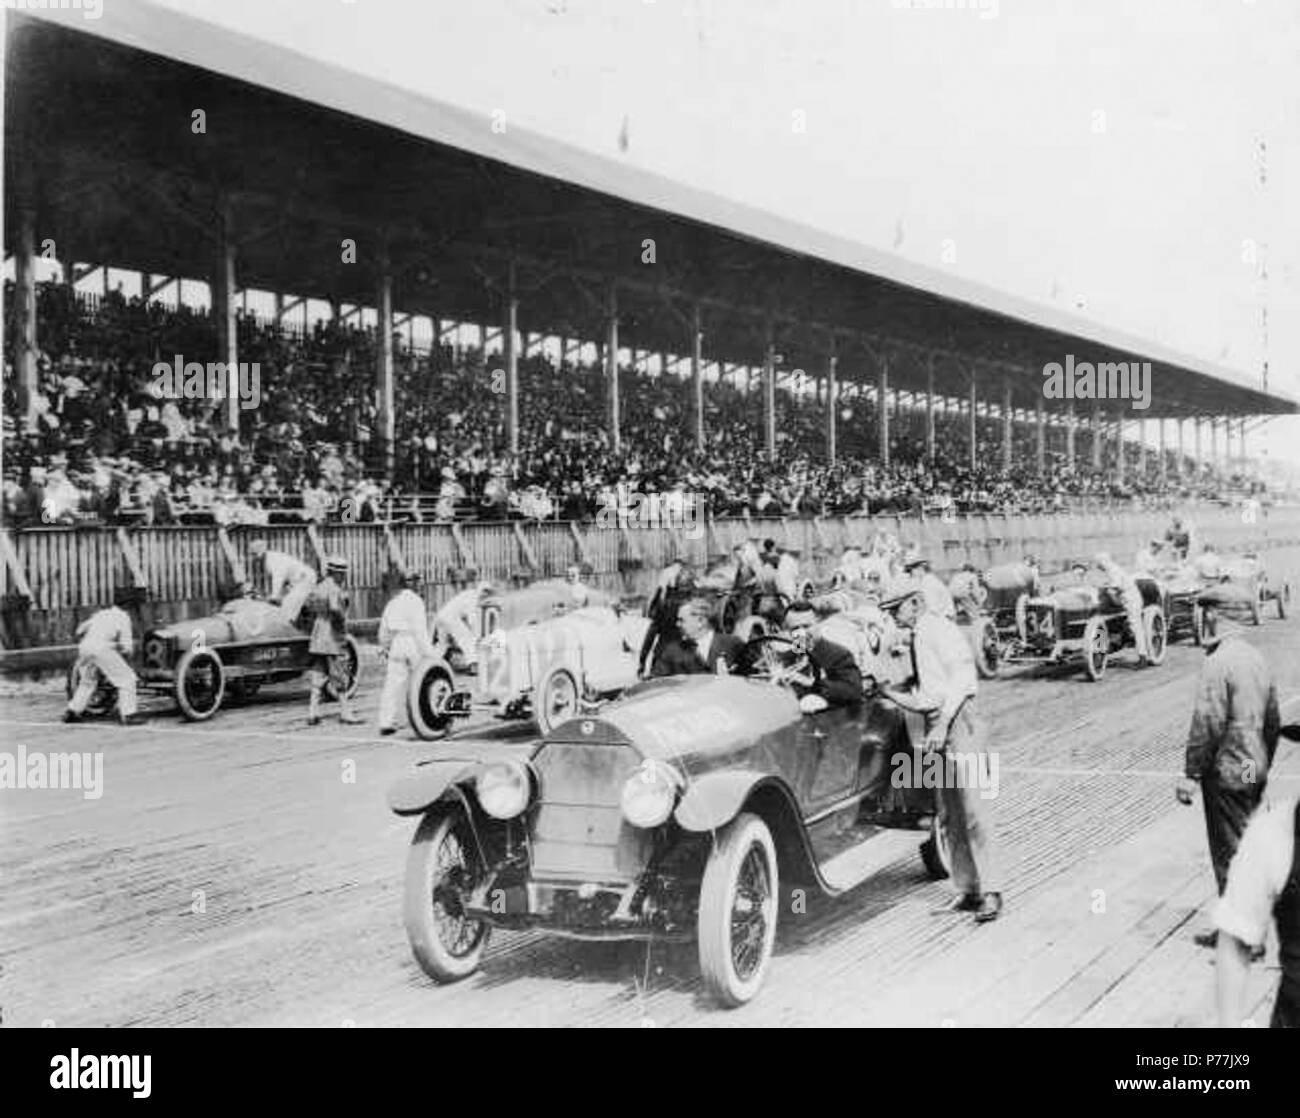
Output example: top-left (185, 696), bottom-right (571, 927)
top-left (654, 597), bottom-right (750, 677)
top-left (783, 601), bottom-right (862, 712)
top-left (1177, 607), bottom-right (1280, 947)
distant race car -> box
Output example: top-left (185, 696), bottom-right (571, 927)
top-left (991, 577), bottom-right (1167, 681)
top-left (1198, 552), bottom-right (1291, 629)
top-left (408, 580), bottom-right (648, 739)
top-left (388, 665), bottom-right (950, 1008)
top-left (132, 597), bottom-right (361, 720)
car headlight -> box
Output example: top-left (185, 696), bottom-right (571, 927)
top-left (620, 759), bottom-right (681, 829)
top-left (476, 760), bottom-right (531, 820)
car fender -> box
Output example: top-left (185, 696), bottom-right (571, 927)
top-left (675, 770), bottom-right (804, 833)
top-left (387, 759), bottom-right (485, 816)
top-left (677, 771), bottom-right (826, 890)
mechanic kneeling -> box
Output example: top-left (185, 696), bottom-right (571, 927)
top-left (782, 601), bottom-right (863, 714)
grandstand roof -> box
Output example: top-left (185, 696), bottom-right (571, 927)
top-left (5, 4), bottom-right (1295, 421)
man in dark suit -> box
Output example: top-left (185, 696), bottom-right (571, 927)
top-left (654, 597), bottom-right (750, 677)
top-left (783, 601), bottom-right (863, 713)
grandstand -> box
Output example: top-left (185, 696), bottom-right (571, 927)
top-left (2, 4), bottom-right (1297, 651)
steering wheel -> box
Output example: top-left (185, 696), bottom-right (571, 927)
top-left (745, 632), bottom-right (811, 687)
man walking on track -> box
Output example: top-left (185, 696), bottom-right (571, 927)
top-left (304, 555), bottom-right (362, 726)
top-left (1177, 606), bottom-right (1280, 948)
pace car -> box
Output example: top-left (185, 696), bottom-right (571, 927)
top-left (132, 596), bottom-right (361, 720)
top-left (388, 664), bottom-right (949, 1008)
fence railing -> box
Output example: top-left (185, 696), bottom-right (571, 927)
top-left (3, 504), bottom-right (1298, 651)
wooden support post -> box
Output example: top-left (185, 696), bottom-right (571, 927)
top-left (511, 522), bottom-right (539, 574)
top-left (377, 246), bottom-right (395, 483)
top-left (0, 531), bottom-right (34, 603)
top-left (115, 528), bottom-right (148, 590)
top-left (607, 286), bottom-right (621, 453)
top-left (216, 527), bottom-right (248, 587)
top-left (15, 207), bottom-right (38, 432)
top-left (826, 343), bottom-right (838, 465)
top-left (692, 303), bottom-right (705, 450)
top-left (506, 261), bottom-right (520, 456)
top-left (879, 354), bottom-right (890, 468)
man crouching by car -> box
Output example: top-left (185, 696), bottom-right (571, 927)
top-left (879, 582), bottom-right (1002, 923)
top-left (65, 586), bottom-right (148, 726)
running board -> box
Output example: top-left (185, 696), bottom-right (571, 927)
top-left (818, 826), bottom-right (926, 893)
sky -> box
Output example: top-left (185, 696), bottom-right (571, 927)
top-left (16, 0), bottom-right (1300, 462)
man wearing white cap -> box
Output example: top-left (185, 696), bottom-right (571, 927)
top-left (1177, 606), bottom-right (1280, 948)
top-left (903, 553), bottom-right (956, 620)
top-left (303, 555), bottom-right (362, 726)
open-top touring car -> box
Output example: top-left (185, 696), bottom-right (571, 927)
top-left (121, 596), bottom-right (361, 720)
top-left (388, 667), bottom-right (955, 1007)
top-left (1197, 552), bottom-right (1291, 628)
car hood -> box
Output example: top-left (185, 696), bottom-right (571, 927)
top-left (543, 675), bottom-right (800, 768)
top-left (151, 599), bottom-right (301, 645)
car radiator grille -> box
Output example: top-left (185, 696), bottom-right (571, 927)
top-left (530, 742), bottom-right (651, 884)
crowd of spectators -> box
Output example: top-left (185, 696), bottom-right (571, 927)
top-left (2, 280), bottom-right (1260, 530)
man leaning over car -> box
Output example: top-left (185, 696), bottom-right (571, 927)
top-left (782, 601), bottom-right (863, 714)
top-left (880, 582), bottom-right (1002, 923)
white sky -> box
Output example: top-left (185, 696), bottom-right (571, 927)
top-left (27, 0), bottom-right (1300, 460)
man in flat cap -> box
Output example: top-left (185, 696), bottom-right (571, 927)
top-left (304, 554), bottom-right (362, 726)
top-left (1177, 606), bottom-right (1280, 948)
top-left (880, 580), bottom-right (1002, 922)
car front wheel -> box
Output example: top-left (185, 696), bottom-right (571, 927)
top-left (403, 807), bottom-right (491, 983)
top-left (698, 811), bottom-right (779, 1008)
top-left (66, 659), bottom-right (117, 718)
top-left (1083, 616), bottom-right (1108, 682)
top-left (324, 635), bottom-right (361, 701)
top-left (533, 665), bottom-right (580, 736)
top-left (175, 647), bottom-right (226, 720)
top-left (1142, 605), bottom-right (1167, 666)
top-left (972, 617), bottom-right (1000, 679)
top-left (408, 659), bottom-right (458, 740)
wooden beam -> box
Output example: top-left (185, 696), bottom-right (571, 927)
top-left (115, 528), bottom-right (148, 590)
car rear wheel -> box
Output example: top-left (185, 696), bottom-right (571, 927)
top-left (698, 812), bottom-right (779, 1008)
top-left (408, 659), bottom-right (458, 740)
top-left (324, 636), bottom-right (361, 701)
top-left (533, 665), bottom-right (580, 736)
top-left (1083, 616), bottom-right (1108, 682)
top-left (66, 659), bottom-right (116, 717)
top-left (175, 647), bottom-right (226, 720)
top-left (1142, 605), bottom-right (1167, 666)
top-left (403, 807), bottom-right (491, 983)
top-left (920, 817), bottom-right (951, 880)
top-left (972, 617), bottom-right (1000, 679)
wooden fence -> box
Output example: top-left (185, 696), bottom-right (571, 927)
top-left (4, 505), bottom-right (1299, 652)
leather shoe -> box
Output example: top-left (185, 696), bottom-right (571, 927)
top-left (379, 726), bottom-right (397, 737)
top-left (120, 713), bottom-right (148, 726)
top-left (974, 893), bottom-right (1003, 923)
top-left (62, 710), bottom-right (83, 724)
top-left (1194, 930), bottom-right (1218, 949)
top-left (949, 894), bottom-right (982, 912)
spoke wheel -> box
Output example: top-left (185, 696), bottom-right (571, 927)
top-left (403, 808), bottom-right (491, 983)
top-left (408, 660), bottom-right (457, 740)
top-left (175, 647), bottom-right (226, 720)
top-left (67, 660), bottom-right (116, 718)
top-left (698, 812), bottom-right (779, 1007)
top-left (1083, 616), bottom-right (1108, 682)
top-left (973, 618), bottom-right (1000, 679)
top-left (1143, 606), bottom-right (1167, 666)
top-left (532, 666), bottom-right (579, 736)
top-left (324, 636), bottom-right (361, 701)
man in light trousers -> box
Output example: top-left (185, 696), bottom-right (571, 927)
top-left (378, 571), bottom-right (437, 736)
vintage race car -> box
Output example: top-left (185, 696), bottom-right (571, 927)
top-left (1199, 553), bottom-right (1291, 627)
top-left (388, 670), bottom-right (952, 1008)
top-left (990, 577), bottom-right (1167, 681)
top-left (133, 597), bottom-right (361, 720)
top-left (408, 601), bottom-right (651, 739)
